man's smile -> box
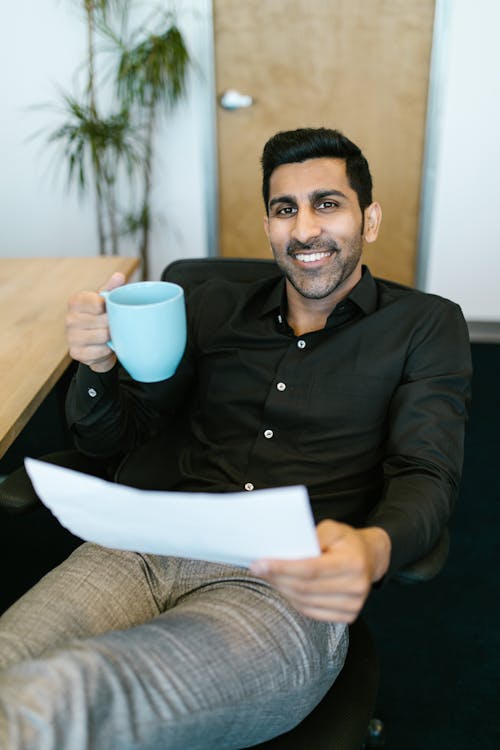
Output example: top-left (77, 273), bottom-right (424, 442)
top-left (293, 250), bottom-right (333, 264)
top-left (286, 240), bottom-right (340, 269)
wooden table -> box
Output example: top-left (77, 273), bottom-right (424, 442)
top-left (0, 256), bottom-right (139, 459)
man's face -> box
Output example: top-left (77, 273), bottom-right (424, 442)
top-left (264, 157), bottom-right (379, 302)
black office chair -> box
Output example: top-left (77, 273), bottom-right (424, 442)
top-left (0, 257), bottom-right (450, 749)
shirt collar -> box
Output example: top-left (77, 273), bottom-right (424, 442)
top-left (258, 276), bottom-right (287, 318)
top-left (347, 265), bottom-right (378, 315)
top-left (259, 265), bottom-right (378, 319)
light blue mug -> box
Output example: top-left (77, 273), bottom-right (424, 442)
top-left (101, 281), bottom-right (186, 383)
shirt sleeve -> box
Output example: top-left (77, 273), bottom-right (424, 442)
top-left (366, 297), bottom-right (472, 574)
top-left (65, 352), bottom-right (196, 458)
top-left (65, 283), bottom-right (198, 463)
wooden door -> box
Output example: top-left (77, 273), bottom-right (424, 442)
top-left (213, 0), bottom-right (435, 285)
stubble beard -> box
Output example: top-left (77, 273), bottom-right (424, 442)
top-left (274, 236), bottom-right (363, 300)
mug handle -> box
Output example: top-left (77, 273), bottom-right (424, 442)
top-left (99, 290), bottom-right (115, 352)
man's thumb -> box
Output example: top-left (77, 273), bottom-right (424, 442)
top-left (317, 519), bottom-right (349, 551)
top-left (100, 272), bottom-right (126, 292)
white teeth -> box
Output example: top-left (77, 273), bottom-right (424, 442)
top-left (295, 252), bottom-right (330, 263)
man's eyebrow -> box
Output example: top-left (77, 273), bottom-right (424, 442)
top-left (268, 188), bottom-right (348, 209)
top-left (268, 194), bottom-right (296, 209)
top-left (311, 189), bottom-right (348, 202)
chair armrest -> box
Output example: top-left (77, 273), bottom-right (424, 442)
top-left (0, 450), bottom-right (113, 515)
top-left (392, 529), bottom-right (450, 584)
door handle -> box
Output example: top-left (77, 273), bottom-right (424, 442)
top-left (218, 89), bottom-right (254, 110)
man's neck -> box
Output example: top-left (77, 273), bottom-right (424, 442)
top-left (285, 292), bottom-right (334, 335)
top-left (285, 267), bottom-right (362, 336)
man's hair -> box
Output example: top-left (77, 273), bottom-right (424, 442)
top-left (261, 127), bottom-right (373, 214)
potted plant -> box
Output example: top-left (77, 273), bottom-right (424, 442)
top-left (42, 0), bottom-right (191, 279)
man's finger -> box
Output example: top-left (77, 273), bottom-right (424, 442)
top-left (66, 310), bottom-right (111, 330)
top-left (250, 554), bottom-right (339, 580)
top-left (295, 605), bottom-right (358, 623)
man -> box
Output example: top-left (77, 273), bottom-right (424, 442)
top-left (0, 128), bottom-right (471, 749)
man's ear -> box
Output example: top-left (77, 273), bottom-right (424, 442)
top-left (363, 202), bottom-right (382, 243)
top-left (263, 214), bottom-right (270, 239)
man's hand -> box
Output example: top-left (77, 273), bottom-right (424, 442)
top-left (66, 272), bottom-right (125, 372)
top-left (250, 520), bottom-right (391, 622)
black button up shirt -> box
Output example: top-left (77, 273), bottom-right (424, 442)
top-left (67, 267), bottom-right (472, 573)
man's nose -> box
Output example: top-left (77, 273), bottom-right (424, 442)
top-left (291, 208), bottom-right (321, 244)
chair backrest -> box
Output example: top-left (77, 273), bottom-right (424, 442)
top-left (161, 257), bottom-right (282, 292)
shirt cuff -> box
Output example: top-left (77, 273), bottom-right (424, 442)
top-left (69, 363), bottom-right (120, 423)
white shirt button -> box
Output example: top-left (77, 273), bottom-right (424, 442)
top-left (277, 382), bottom-right (286, 391)
top-left (264, 429), bottom-right (274, 439)
top-left (297, 339), bottom-right (306, 349)
top-left (88, 388), bottom-right (97, 398)
top-left (244, 482), bottom-right (254, 491)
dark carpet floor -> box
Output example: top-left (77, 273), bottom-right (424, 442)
top-left (364, 342), bottom-right (500, 748)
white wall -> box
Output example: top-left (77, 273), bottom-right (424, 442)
top-left (0, 0), bottom-right (215, 281)
top-left (418, 0), bottom-right (500, 321)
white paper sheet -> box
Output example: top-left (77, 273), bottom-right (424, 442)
top-left (25, 458), bottom-right (320, 567)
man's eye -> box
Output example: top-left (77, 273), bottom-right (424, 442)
top-left (317, 201), bottom-right (338, 210)
top-left (276, 206), bottom-right (296, 216)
